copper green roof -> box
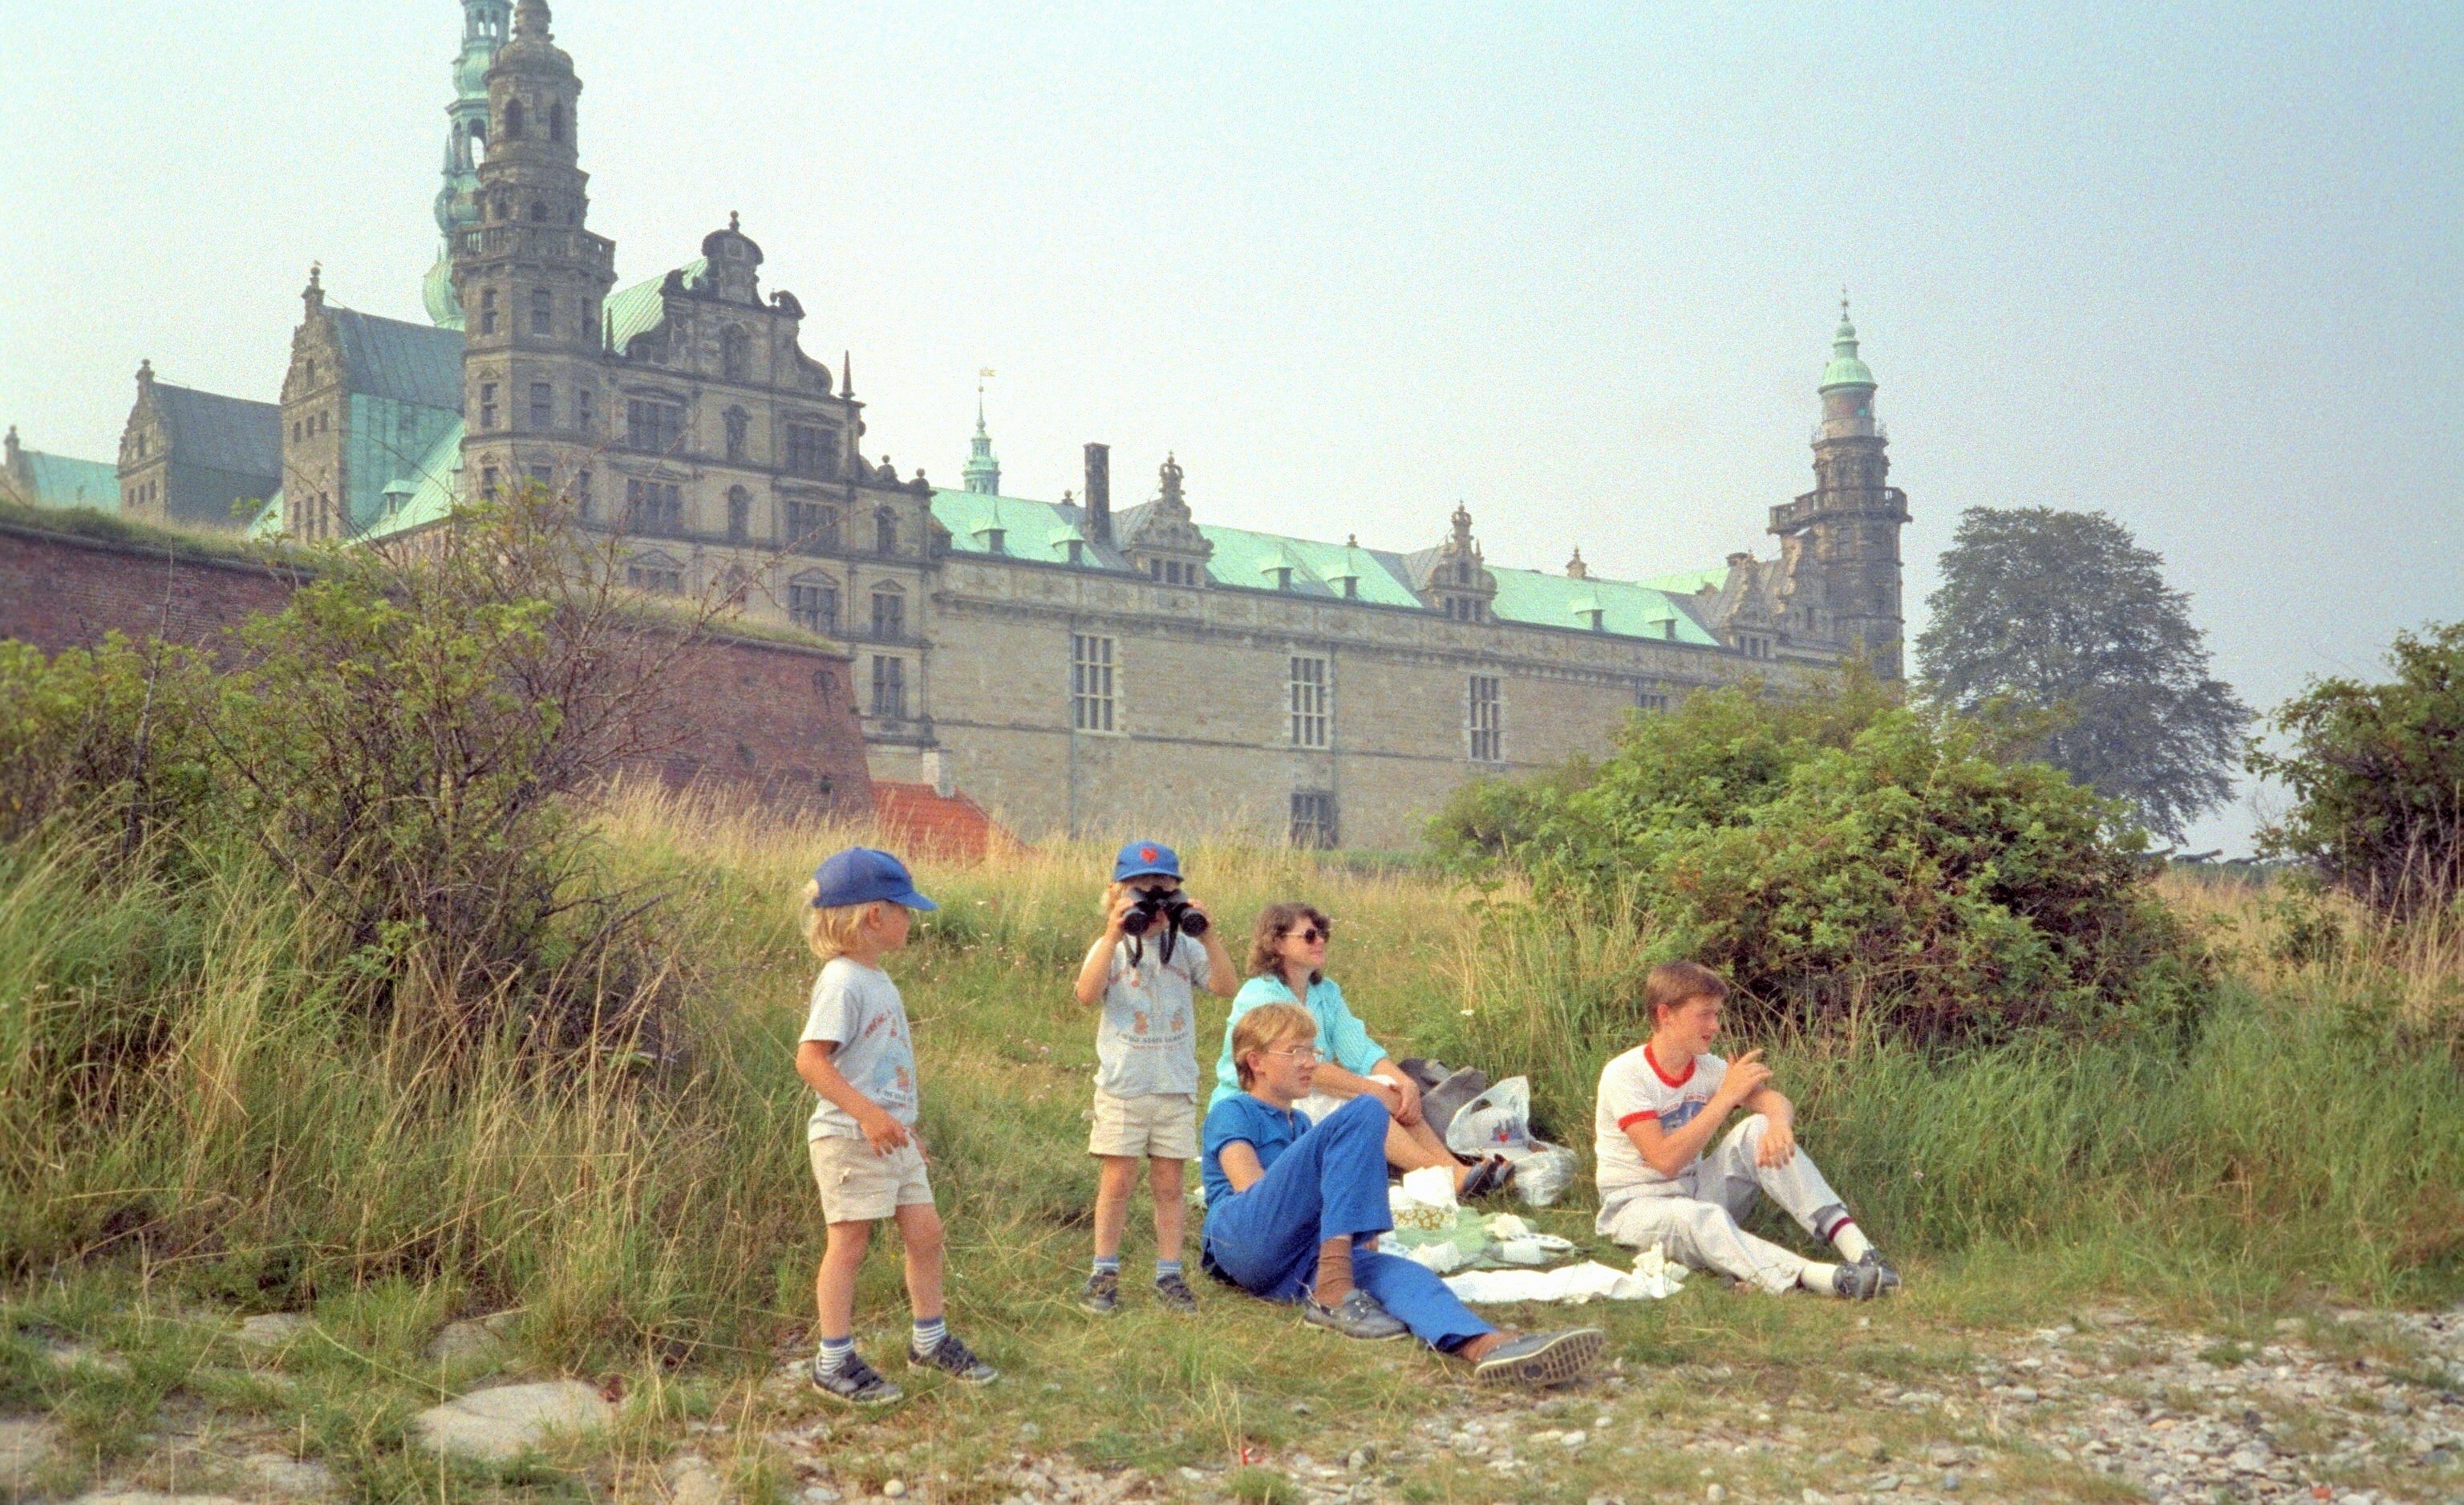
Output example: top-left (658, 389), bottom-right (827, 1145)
top-left (330, 310), bottom-right (465, 410)
top-left (933, 489), bottom-right (1720, 644)
top-left (14, 448), bottom-right (120, 512)
top-left (603, 261), bottom-right (706, 355)
top-left (1820, 310), bottom-right (1875, 391)
top-left (355, 420), bottom-right (466, 541)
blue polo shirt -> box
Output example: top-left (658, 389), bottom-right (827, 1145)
top-left (1200, 1093), bottom-right (1315, 1208)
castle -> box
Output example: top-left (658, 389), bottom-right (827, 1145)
top-left (7, 0), bottom-right (1908, 850)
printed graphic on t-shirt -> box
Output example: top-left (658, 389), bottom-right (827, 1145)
top-left (1594, 1044), bottom-right (1730, 1203)
top-left (1095, 935), bottom-right (1206, 1098)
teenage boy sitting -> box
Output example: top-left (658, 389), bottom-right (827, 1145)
top-left (1071, 840), bottom-right (1240, 1316)
top-left (1593, 961), bottom-right (1899, 1300)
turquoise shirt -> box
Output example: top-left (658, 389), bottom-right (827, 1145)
top-left (1209, 973), bottom-right (1388, 1108)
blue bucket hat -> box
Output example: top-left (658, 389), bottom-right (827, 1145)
top-left (812, 846), bottom-right (939, 911)
top-left (1112, 840), bottom-right (1183, 883)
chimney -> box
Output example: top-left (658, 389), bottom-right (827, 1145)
top-left (1083, 442), bottom-right (1112, 545)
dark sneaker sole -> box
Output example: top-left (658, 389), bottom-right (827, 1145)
top-left (808, 1371), bottom-right (903, 1406)
top-left (1303, 1309), bottom-right (1409, 1341)
top-left (1474, 1328), bottom-right (1607, 1388)
top-left (1079, 1296), bottom-right (1120, 1316)
top-left (907, 1351), bottom-right (1000, 1385)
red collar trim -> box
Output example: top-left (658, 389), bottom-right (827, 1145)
top-left (1643, 1042), bottom-right (1695, 1088)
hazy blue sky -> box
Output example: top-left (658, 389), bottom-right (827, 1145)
top-left (4, 2), bottom-right (2457, 853)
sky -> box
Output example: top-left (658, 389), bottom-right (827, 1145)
top-left (3, 2), bottom-right (2458, 855)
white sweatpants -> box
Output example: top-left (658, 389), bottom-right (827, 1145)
top-left (1596, 1114), bottom-right (1848, 1294)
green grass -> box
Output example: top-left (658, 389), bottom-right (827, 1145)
top-left (3, 789), bottom-right (2461, 1502)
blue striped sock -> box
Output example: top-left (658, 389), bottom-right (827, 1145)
top-left (1155, 1260), bottom-right (1184, 1281)
top-left (815, 1334), bottom-right (854, 1375)
top-left (1092, 1256), bottom-right (1121, 1276)
top-left (911, 1316), bottom-right (946, 1355)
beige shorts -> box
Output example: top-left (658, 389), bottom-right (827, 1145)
top-left (1087, 1091), bottom-right (1198, 1161)
top-left (808, 1134), bottom-right (934, 1223)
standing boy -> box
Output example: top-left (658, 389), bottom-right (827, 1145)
top-left (1594, 961), bottom-right (1900, 1300)
top-left (797, 846), bottom-right (999, 1404)
top-left (1072, 840), bottom-right (1240, 1315)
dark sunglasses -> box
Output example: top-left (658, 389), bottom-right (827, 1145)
top-left (1286, 923), bottom-right (1331, 943)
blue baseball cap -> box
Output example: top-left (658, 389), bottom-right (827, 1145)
top-left (812, 846), bottom-right (939, 911)
top-left (1112, 840), bottom-right (1183, 882)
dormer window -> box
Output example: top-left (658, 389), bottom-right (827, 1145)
top-left (1271, 566), bottom-right (1293, 590)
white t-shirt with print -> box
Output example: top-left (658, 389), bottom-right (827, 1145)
top-left (1593, 1043), bottom-right (1730, 1209)
top-left (800, 956), bottom-right (918, 1141)
top-left (1094, 935), bottom-right (1208, 1098)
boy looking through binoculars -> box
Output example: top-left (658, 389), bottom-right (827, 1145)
top-left (1069, 841), bottom-right (1240, 1315)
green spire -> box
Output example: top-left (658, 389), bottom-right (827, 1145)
top-left (962, 371), bottom-right (1001, 495)
top-left (427, 2), bottom-right (509, 327)
top-left (1819, 289), bottom-right (1875, 391)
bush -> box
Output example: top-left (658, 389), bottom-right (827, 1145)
top-left (2251, 620), bottom-right (2464, 918)
top-left (1429, 677), bottom-right (2212, 1044)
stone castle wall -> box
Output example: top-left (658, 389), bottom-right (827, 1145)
top-left (0, 519), bottom-right (875, 820)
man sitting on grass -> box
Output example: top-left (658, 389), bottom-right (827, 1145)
top-left (1201, 1000), bottom-right (1606, 1387)
top-left (1594, 960), bottom-right (1899, 1300)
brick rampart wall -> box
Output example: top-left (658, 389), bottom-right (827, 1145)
top-left (0, 521), bottom-right (873, 819)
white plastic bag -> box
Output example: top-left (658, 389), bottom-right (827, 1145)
top-left (1445, 1076), bottom-right (1532, 1156)
top-left (1502, 1138), bottom-right (1581, 1208)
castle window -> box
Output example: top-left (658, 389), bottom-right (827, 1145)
top-left (502, 98), bottom-right (525, 140)
top-left (480, 383), bottom-right (499, 431)
top-left (480, 287), bottom-right (499, 334)
top-left (784, 423), bottom-right (838, 478)
top-left (530, 288), bottom-right (553, 335)
top-left (875, 508), bottom-right (898, 555)
top-left (869, 586), bottom-right (906, 642)
top-left (626, 399), bottom-right (685, 454)
top-left (1635, 687), bottom-right (1670, 713)
top-left (480, 465), bottom-right (500, 500)
top-left (529, 383), bottom-right (553, 429)
top-left (724, 408), bottom-right (749, 462)
top-left (625, 561), bottom-right (684, 596)
top-left (292, 420), bottom-right (302, 442)
top-left (1290, 792), bottom-right (1339, 850)
top-left (1288, 656), bottom-right (1329, 749)
top-left (1270, 566), bottom-right (1293, 590)
top-left (789, 576), bottom-right (841, 635)
top-left (1072, 635), bottom-right (1116, 732)
top-left (576, 469), bottom-right (593, 520)
top-left (722, 327), bottom-right (750, 382)
top-left (784, 499), bottom-right (838, 553)
top-left (625, 477), bottom-right (683, 536)
top-left (1065, 540), bottom-right (1084, 565)
top-left (576, 387), bottom-right (595, 432)
top-left (726, 485), bottom-right (750, 542)
top-left (870, 656), bottom-right (908, 719)
top-left (528, 201), bottom-right (547, 222)
top-left (1467, 675), bottom-right (1502, 763)
top-left (547, 103), bottom-right (565, 143)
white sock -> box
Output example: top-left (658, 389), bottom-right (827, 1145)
top-left (1832, 1223), bottom-right (1874, 1263)
top-left (1799, 1262), bottom-right (1844, 1296)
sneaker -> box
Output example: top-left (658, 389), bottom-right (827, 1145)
top-left (1079, 1269), bottom-right (1121, 1316)
top-left (908, 1330), bottom-right (999, 1385)
top-left (1858, 1250), bottom-right (1903, 1295)
top-left (1153, 1272), bottom-right (1199, 1314)
top-left (1302, 1288), bottom-right (1408, 1341)
top-left (808, 1351), bottom-right (902, 1406)
top-left (1473, 1328), bottom-right (1607, 1388)
top-left (1830, 1260), bottom-right (1884, 1300)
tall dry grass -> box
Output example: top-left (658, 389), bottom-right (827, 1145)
top-left (5, 786), bottom-right (2460, 1395)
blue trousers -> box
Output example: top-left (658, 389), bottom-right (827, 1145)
top-left (1202, 1095), bottom-right (1493, 1352)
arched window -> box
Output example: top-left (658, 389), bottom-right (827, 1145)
top-left (528, 200), bottom-right (548, 222)
top-left (502, 98), bottom-right (525, 140)
top-left (869, 583), bottom-right (906, 642)
top-left (875, 508), bottom-right (898, 555)
top-left (546, 103), bottom-right (565, 143)
top-left (727, 485), bottom-right (751, 542)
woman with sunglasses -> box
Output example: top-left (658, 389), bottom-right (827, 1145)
top-left (1209, 902), bottom-right (1513, 1198)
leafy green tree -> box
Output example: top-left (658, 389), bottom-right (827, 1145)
top-left (1915, 507), bottom-right (2251, 844)
top-left (2250, 621), bottom-right (2464, 915)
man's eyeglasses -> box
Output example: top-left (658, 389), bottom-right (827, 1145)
top-left (1286, 924), bottom-right (1331, 943)
top-left (1265, 1045), bottom-right (1321, 1063)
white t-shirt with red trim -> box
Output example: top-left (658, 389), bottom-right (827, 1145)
top-left (1594, 1043), bottom-right (1729, 1208)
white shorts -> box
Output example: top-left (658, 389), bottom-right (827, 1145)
top-left (808, 1134), bottom-right (934, 1223)
top-left (1088, 1091), bottom-right (1198, 1160)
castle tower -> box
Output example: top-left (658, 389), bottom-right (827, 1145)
top-left (425, 1), bottom-right (510, 327)
top-left (962, 379), bottom-right (1000, 494)
top-left (1770, 297), bottom-right (1910, 677)
top-left (452, 0), bottom-right (617, 502)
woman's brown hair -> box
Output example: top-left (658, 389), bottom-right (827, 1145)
top-left (1247, 901), bottom-right (1332, 986)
